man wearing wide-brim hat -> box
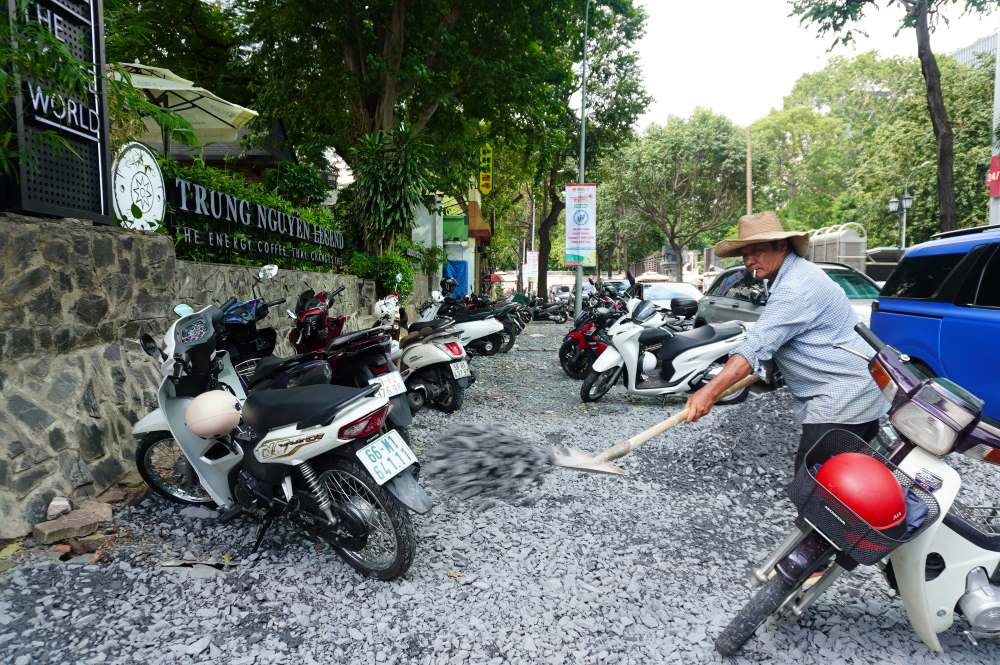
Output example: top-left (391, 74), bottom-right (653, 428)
top-left (686, 211), bottom-right (887, 469)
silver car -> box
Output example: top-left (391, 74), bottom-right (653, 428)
top-left (696, 262), bottom-right (880, 326)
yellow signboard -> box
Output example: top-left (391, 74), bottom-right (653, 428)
top-left (479, 144), bottom-right (493, 195)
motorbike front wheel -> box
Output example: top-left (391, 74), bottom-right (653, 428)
top-left (580, 366), bottom-right (620, 402)
top-left (316, 456), bottom-right (415, 580)
top-left (715, 575), bottom-right (797, 656)
top-left (554, 311), bottom-right (568, 324)
top-left (135, 432), bottom-right (215, 506)
top-left (559, 340), bottom-right (593, 380)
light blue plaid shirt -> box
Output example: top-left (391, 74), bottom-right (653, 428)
top-left (733, 253), bottom-right (888, 425)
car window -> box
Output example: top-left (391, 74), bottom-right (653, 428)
top-left (708, 269), bottom-right (746, 297)
top-left (823, 269), bottom-right (880, 299)
top-left (724, 272), bottom-right (763, 303)
top-left (974, 248), bottom-right (1000, 308)
top-left (643, 283), bottom-right (703, 300)
top-left (881, 253), bottom-right (963, 299)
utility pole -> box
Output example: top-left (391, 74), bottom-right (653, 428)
top-left (574, 0), bottom-right (590, 318)
top-left (746, 127), bottom-right (753, 214)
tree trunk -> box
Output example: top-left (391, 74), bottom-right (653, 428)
top-left (536, 192), bottom-right (564, 303)
top-left (912, 0), bottom-right (956, 232)
top-left (670, 241), bottom-right (683, 283)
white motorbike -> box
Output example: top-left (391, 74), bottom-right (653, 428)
top-left (373, 293), bottom-right (474, 414)
top-left (415, 289), bottom-right (505, 356)
top-left (717, 323), bottom-right (1000, 654)
top-left (131, 301), bottom-right (430, 580)
top-left (580, 297), bottom-right (750, 403)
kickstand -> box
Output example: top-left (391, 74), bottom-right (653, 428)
top-left (251, 517), bottom-right (273, 554)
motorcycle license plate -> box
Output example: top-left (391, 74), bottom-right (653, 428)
top-left (357, 430), bottom-right (416, 485)
top-left (368, 371), bottom-right (407, 398)
top-left (450, 361), bottom-right (471, 379)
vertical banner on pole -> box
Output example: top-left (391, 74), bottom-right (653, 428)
top-left (524, 250), bottom-right (539, 279)
top-left (564, 183), bottom-right (597, 267)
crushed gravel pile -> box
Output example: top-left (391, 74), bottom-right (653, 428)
top-left (2, 323), bottom-right (998, 665)
top-left (423, 423), bottom-right (552, 506)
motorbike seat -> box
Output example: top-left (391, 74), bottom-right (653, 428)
top-left (639, 328), bottom-right (673, 345)
top-left (452, 309), bottom-right (494, 322)
top-left (656, 322), bottom-right (744, 366)
top-left (248, 354), bottom-right (290, 385)
top-left (327, 327), bottom-right (383, 349)
top-left (242, 384), bottom-right (374, 433)
top-left (400, 321), bottom-right (453, 348)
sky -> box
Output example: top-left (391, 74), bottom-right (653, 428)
top-left (635, 0), bottom-right (1000, 129)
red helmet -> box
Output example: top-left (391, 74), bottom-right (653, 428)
top-left (816, 453), bottom-right (906, 532)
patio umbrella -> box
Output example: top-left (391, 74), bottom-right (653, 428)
top-left (117, 62), bottom-right (258, 151)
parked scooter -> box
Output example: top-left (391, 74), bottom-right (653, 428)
top-left (131, 302), bottom-right (431, 580)
top-left (580, 294), bottom-right (750, 403)
top-left (373, 291), bottom-right (474, 414)
top-left (447, 287), bottom-right (524, 353)
top-left (528, 297), bottom-right (569, 323)
top-left (716, 323), bottom-right (1000, 654)
top-left (415, 280), bottom-right (505, 356)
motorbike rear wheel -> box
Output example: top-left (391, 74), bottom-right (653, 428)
top-left (477, 333), bottom-right (503, 356)
top-left (433, 376), bottom-right (465, 413)
top-left (715, 576), bottom-right (797, 656)
top-left (316, 456), bottom-right (415, 580)
top-left (580, 366), bottom-right (620, 402)
top-left (135, 433), bottom-right (215, 506)
top-left (499, 321), bottom-right (518, 353)
top-left (554, 310), bottom-right (568, 324)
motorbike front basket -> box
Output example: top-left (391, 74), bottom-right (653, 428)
top-left (788, 429), bottom-right (939, 566)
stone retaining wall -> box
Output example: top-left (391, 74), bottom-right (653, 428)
top-left (0, 213), bottom-right (426, 538)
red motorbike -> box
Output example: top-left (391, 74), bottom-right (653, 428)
top-left (287, 285), bottom-right (414, 435)
top-left (558, 305), bottom-right (620, 380)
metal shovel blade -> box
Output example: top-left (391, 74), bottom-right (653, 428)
top-left (550, 446), bottom-right (625, 476)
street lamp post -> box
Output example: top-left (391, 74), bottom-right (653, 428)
top-left (888, 161), bottom-right (930, 250)
top-left (573, 0), bottom-right (590, 319)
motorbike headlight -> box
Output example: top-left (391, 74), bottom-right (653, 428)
top-left (891, 401), bottom-right (956, 455)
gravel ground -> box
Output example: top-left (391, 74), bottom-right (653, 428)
top-left (2, 322), bottom-right (1000, 665)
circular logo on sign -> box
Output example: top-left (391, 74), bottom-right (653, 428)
top-left (572, 209), bottom-right (589, 226)
top-left (112, 142), bottom-right (165, 232)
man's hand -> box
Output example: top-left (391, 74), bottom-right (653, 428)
top-left (683, 354), bottom-right (754, 423)
top-left (685, 388), bottom-right (716, 423)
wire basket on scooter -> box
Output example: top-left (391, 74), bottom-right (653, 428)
top-left (788, 429), bottom-right (940, 566)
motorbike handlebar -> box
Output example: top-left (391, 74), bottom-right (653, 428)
top-left (220, 297), bottom-right (237, 311)
top-left (854, 323), bottom-right (885, 352)
top-left (266, 298), bottom-right (286, 308)
top-left (330, 286), bottom-right (346, 298)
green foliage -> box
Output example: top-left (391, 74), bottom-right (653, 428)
top-left (602, 109), bottom-right (746, 274)
top-left (1, 2), bottom-right (94, 175)
top-left (264, 161), bottom-right (331, 206)
top-left (394, 237), bottom-right (448, 278)
top-left (754, 51), bottom-right (993, 246)
top-left (347, 130), bottom-right (432, 254)
top-left (346, 250), bottom-right (415, 303)
top-left (160, 159), bottom-right (341, 272)
top-left (105, 0), bottom-right (251, 106)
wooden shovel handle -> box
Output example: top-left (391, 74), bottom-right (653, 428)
top-left (594, 374), bottom-right (759, 463)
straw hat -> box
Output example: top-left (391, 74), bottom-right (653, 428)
top-left (713, 211), bottom-right (809, 258)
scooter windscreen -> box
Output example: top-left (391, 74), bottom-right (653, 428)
top-left (631, 300), bottom-right (658, 323)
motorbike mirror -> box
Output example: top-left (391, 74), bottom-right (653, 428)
top-left (257, 264), bottom-right (279, 281)
top-left (394, 272), bottom-right (402, 284)
top-left (173, 303), bottom-right (194, 317)
top-left (626, 271), bottom-right (636, 286)
top-left (139, 333), bottom-right (166, 361)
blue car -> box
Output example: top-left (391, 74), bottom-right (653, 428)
top-left (871, 224), bottom-right (1000, 419)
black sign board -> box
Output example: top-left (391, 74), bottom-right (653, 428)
top-left (3, 0), bottom-right (112, 224)
top-left (168, 177), bottom-right (345, 268)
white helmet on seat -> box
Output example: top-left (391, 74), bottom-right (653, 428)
top-left (185, 390), bottom-right (241, 438)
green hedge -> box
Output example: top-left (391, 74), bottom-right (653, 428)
top-left (158, 159), bottom-right (343, 273)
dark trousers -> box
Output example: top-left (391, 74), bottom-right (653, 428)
top-left (794, 420), bottom-right (880, 471)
